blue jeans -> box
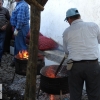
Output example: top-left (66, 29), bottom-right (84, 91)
top-left (0, 31), bottom-right (6, 61)
top-left (14, 24), bottom-right (29, 56)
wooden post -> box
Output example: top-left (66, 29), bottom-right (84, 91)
top-left (24, 0), bottom-right (48, 100)
top-left (24, 4), bottom-right (40, 100)
top-left (25, 0), bottom-right (44, 11)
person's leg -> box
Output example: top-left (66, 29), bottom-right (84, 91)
top-left (14, 31), bottom-right (28, 55)
top-left (0, 31), bottom-right (6, 66)
top-left (10, 30), bottom-right (27, 66)
top-left (10, 33), bottom-right (26, 67)
top-left (3, 22), bottom-right (13, 53)
top-left (68, 62), bottom-right (85, 100)
top-left (85, 61), bottom-right (100, 100)
top-left (14, 25), bottom-right (29, 55)
top-left (10, 25), bottom-right (29, 67)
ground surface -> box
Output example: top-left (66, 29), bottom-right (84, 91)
top-left (0, 53), bottom-right (88, 100)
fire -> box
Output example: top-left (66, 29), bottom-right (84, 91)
top-left (50, 94), bottom-right (55, 100)
top-left (46, 66), bottom-right (55, 78)
top-left (16, 50), bottom-right (29, 60)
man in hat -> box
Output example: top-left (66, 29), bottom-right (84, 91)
top-left (10, 0), bottom-right (30, 66)
top-left (0, 0), bottom-right (10, 67)
top-left (63, 8), bottom-right (100, 100)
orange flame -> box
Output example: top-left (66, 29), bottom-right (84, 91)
top-left (50, 94), bottom-right (55, 100)
top-left (46, 66), bottom-right (55, 78)
top-left (16, 50), bottom-right (29, 60)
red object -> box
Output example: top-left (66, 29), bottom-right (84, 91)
top-left (12, 31), bottom-right (59, 51)
top-left (38, 53), bottom-right (44, 60)
top-left (38, 35), bottom-right (58, 51)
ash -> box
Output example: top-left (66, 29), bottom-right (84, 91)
top-left (0, 53), bottom-right (88, 100)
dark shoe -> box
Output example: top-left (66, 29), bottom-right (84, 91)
top-left (10, 61), bottom-right (15, 67)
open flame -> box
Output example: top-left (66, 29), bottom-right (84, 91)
top-left (45, 66), bottom-right (55, 78)
top-left (16, 50), bottom-right (29, 60)
top-left (50, 94), bottom-right (55, 100)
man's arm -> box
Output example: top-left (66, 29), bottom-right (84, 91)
top-left (63, 39), bottom-right (69, 56)
top-left (1, 9), bottom-right (10, 30)
top-left (6, 9), bottom-right (10, 21)
top-left (97, 25), bottom-right (100, 44)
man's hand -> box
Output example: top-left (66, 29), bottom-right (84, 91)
top-left (1, 24), bottom-right (7, 30)
top-left (14, 29), bottom-right (18, 36)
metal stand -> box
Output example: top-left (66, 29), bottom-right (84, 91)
top-left (60, 90), bottom-right (63, 100)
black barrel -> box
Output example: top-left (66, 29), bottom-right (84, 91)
top-left (15, 58), bottom-right (45, 75)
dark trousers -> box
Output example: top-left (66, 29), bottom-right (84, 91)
top-left (4, 22), bottom-right (13, 53)
top-left (0, 31), bottom-right (6, 61)
top-left (68, 60), bottom-right (100, 100)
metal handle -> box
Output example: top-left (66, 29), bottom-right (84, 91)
top-left (55, 57), bottom-right (66, 76)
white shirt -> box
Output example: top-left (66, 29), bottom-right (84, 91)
top-left (63, 19), bottom-right (100, 61)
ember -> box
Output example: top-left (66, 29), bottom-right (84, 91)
top-left (45, 66), bottom-right (55, 78)
top-left (16, 50), bottom-right (29, 60)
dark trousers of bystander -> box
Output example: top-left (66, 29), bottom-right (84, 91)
top-left (10, 24), bottom-right (29, 67)
top-left (3, 22), bottom-right (13, 53)
top-left (14, 24), bottom-right (29, 56)
top-left (68, 59), bottom-right (100, 100)
top-left (0, 31), bottom-right (6, 65)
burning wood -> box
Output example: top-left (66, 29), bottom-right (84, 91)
top-left (16, 50), bottom-right (29, 60)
